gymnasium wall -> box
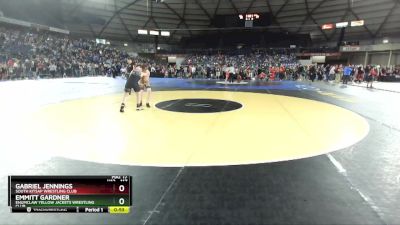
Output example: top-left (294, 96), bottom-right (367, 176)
top-left (343, 51), bottom-right (400, 66)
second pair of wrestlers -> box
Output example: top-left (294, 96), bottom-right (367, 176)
top-left (120, 61), bottom-right (151, 112)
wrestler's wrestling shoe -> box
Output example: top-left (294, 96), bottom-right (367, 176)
top-left (120, 103), bottom-right (125, 113)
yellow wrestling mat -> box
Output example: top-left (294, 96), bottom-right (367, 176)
top-left (8, 91), bottom-right (369, 167)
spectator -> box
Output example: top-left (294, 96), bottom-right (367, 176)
top-left (49, 62), bottom-right (57, 78)
top-left (343, 64), bottom-right (352, 85)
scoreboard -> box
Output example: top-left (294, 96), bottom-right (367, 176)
top-left (8, 176), bottom-right (131, 213)
top-left (239, 13), bottom-right (261, 21)
top-left (212, 13), bottom-right (271, 28)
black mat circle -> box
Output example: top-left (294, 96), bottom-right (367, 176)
top-left (156, 99), bottom-right (243, 113)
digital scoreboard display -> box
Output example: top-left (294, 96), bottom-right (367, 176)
top-left (239, 13), bottom-right (260, 21)
top-left (212, 13), bottom-right (271, 28)
top-left (8, 176), bottom-right (132, 213)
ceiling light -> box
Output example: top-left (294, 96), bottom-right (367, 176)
top-left (161, 31), bottom-right (170, 36)
top-left (336, 22), bottom-right (348, 28)
top-left (149, 30), bottom-right (160, 36)
top-left (138, 29), bottom-right (148, 35)
top-left (322, 24), bottom-right (334, 30)
top-left (351, 20), bottom-right (364, 27)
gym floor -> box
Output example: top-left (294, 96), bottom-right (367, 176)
top-left (0, 77), bottom-right (399, 225)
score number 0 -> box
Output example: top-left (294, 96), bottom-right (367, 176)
top-left (118, 184), bottom-right (126, 205)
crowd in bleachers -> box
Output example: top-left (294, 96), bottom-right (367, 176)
top-left (1, 25), bottom-right (399, 86)
top-left (159, 51), bottom-right (298, 79)
top-left (300, 64), bottom-right (400, 86)
top-left (0, 26), bottom-right (162, 80)
top-left (166, 62), bottom-right (400, 87)
top-left (0, 26), bottom-right (301, 81)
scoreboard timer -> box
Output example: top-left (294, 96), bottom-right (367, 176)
top-left (212, 13), bottom-right (270, 28)
top-left (8, 176), bottom-right (132, 214)
top-left (239, 13), bottom-right (260, 21)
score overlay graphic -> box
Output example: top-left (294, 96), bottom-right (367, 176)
top-left (8, 176), bottom-right (131, 213)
